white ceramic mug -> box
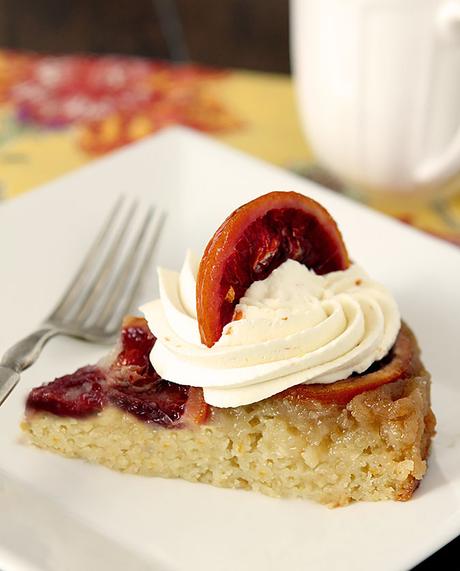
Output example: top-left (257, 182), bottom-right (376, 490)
top-left (291, 0), bottom-right (460, 195)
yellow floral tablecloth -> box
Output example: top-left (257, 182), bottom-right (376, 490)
top-left (1, 49), bottom-right (460, 246)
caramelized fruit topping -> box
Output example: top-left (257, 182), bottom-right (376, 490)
top-left (26, 317), bottom-right (210, 427)
top-left (26, 317), bottom-right (416, 415)
top-left (280, 323), bottom-right (419, 405)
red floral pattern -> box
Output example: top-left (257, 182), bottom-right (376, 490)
top-left (2, 52), bottom-right (241, 154)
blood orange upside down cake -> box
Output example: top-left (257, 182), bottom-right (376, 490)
top-left (22, 191), bottom-right (436, 507)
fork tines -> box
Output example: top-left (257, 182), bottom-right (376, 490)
top-left (46, 197), bottom-right (163, 343)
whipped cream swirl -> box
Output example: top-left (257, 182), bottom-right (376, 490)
top-left (140, 251), bottom-right (401, 408)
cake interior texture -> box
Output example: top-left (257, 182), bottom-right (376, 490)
top-left (23, 364), bottom-right (435, 507)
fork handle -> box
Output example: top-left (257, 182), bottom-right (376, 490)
top-left (1, 328), bottom-right (58, 372)
top-left (0, 366), bottom-right (21, 406)
top-left (0, 328), bottom-right (58, 405)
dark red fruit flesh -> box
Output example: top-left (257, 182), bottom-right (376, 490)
top-left (26, 366), bottom-right (107, 417)
top-left (114, 319), bottom-right (156, 371)
top-left (217, 208), bottom-right (346, 330)
top-left (197, 191), bottom-right (349, 347)
top-left (26, 317), bottom-right (210, 427)
top-left (108, 380), bottom-right (190, 425)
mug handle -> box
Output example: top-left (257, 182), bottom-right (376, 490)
top-left (414, 1), bottom-right (460, 185)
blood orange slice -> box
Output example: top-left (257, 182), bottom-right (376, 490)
top-left (196, 191), bottom-right (349, 347)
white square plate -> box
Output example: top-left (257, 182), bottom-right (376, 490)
top-left (1, 127), bottom-right (459, 571)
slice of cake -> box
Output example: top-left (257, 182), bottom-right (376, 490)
top-left (22, 191), bottom-right (436, 507)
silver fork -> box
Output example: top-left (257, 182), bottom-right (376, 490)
top-left (0, 197), bottom-right (163, 406)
